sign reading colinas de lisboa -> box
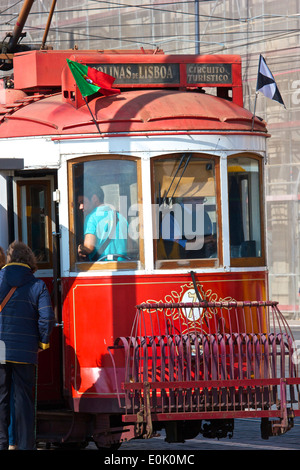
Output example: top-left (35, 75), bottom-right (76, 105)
top-left (90, 63), bottom-right (232, 85)
top-left (91, 63), bottom-right (180, 84)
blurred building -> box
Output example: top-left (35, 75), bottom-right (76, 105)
top-left (0, 0), bottom-right (299, 317)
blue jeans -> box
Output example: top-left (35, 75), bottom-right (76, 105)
top-left (0, 362), bottom-right (36, 450)
top-left (8, 380), bottom-right (15, 446)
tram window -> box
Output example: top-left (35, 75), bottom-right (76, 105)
top-left (71, 158), bottom-right (140, 268)
top-left (152, 154), bottom-right (219, 267)
top-left (228, 156), bottom-right (264, 264)
top-left (17, 180), bottom-right (52, 268)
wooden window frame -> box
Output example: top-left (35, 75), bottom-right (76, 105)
top-left (68, 155), bottom-right (144, 272)
top-left (151, 153), bottom-right (222, 270)
top-left (228, 154), bottom-right (266, 268)
top-left (16, 179), bottom-right (53, 269)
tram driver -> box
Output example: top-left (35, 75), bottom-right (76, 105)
top-left (77, 184), bottom-right (128, 262)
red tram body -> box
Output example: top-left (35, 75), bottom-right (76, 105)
top-left (0, 49), bottom-right (299, 447)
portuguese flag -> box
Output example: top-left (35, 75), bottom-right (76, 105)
top-left (67, 59), bottom-right (120, 97)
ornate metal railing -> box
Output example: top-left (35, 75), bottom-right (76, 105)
top-left (109, 301), bottom-right (300, 438)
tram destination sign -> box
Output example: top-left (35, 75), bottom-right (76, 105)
top-left (89, 62), bottom-right (232, 86)
top-left (90, 63), bottom-right (180, 84)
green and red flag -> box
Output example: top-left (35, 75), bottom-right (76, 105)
top-left (67, 59), bottom-right (120, 97)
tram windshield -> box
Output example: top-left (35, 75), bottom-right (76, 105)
top-left (153, 154), bottom-right (219, 267)
top-left (72, 158), bottom-right (140, 265)
top-left (228, 156), bottom-right (263, 261)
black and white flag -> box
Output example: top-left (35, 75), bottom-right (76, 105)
top-left (256, 54), bottom-right (285, 107)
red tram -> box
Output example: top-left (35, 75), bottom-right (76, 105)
top-left (0, 47), bottom-right (299, 447)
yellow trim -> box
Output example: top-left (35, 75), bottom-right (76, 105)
top-left (6, 360), bottom-right (29, 364)
top-left (39, 342), bottom-right (50, 350)
top-left (2, 262), bottom-right (31, 270)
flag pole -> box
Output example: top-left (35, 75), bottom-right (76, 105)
top-left (251, 91), bottom-right (258, 131)
top-left (66, 59), bottom-right (121, 136)
top-left (83, 96), bottom-right (101, 135)
top-left (252, 54), bottom-right (261, 131)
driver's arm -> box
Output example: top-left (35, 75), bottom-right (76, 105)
top-left (78, 233), bottom-right (96, 258)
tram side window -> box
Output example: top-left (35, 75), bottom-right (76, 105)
top-left (153, 154), bottom-right (218, 265)
top-left (228, 157), bottom-right (262, 260)
top-left (72, 158), bottom-right (139, 264)
top-left (17, 180), bottom-right (52, 268)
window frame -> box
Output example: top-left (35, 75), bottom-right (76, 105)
top-left (227, 153), bottom-right (266, 267)
top-left (16, 178), bottom-right (53, 270)
top-left (151, 153), bottom-right (222, 270)
top-left (68, 154), bottom-right (144, 272)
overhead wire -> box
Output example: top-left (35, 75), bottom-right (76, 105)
top-left (1, 0), bottom-right (300, 56)
top-left (23, 22), bottom-right (300, 57)
top-left (0, 0), bottom-right (23, 15)
top-left (21, 16), bottom-right (300, 43)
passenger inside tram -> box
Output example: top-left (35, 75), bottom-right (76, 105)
top-left (77, 183), bottom-right (129, 262)
top-left (73, 158), bottom-right (139, 264)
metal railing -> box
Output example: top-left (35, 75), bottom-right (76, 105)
top-left (109, 301), bottom-right (300, 437)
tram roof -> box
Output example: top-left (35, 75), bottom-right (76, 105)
top-left (0, 51), bottom-right (267, 138)
top-left (0, 88), bottom-right (267, 138)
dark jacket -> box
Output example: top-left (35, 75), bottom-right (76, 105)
top-left (0, 263), bottom-right (55, 365)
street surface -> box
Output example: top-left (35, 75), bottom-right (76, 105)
top-left (118, 417), bottom-right (300, 451)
